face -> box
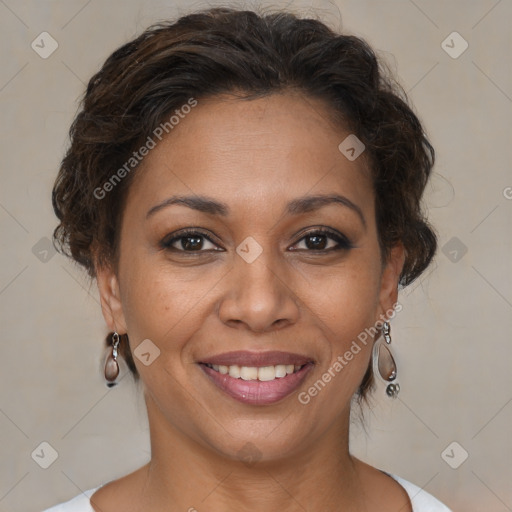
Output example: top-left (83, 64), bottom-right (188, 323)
top-left (97, 92), bottom-right (404, 462)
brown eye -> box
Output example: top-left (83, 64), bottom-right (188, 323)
top-left (161, 230), bottom-right (221, 252)
top-left (303, 233), bottom-right (331, 250)
top-left (291, 229), bottom-right (353, 252)
top-left (176, 234), bottom-right (209, 251)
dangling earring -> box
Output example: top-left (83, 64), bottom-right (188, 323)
top-left (372, 321), bottom-right (400, 398)
top-left (104, 332), bottom-right (120, 387)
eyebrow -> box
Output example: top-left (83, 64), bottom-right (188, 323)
top-left (146, 193), bottom-right (366, 228)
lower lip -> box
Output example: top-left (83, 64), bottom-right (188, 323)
top-left (199, 363), bottom-right (313, 405)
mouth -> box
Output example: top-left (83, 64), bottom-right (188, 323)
top-left (202, 362), bottom-right (306, 380)
top-left (198, 351), bottom-right (314, 405)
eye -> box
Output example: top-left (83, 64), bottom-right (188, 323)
top-left (160, 229), bottom-right (223, 252)
top-left (160, 227), bottom-right (353, 254)
top-left (291, 228), bottom-right (353, 252)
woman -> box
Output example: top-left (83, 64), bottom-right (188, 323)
top-left (45, 6), bottom-right (452, 511)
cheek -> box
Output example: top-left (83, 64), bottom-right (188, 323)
top-left (122, 273), bottom-right (191, 339)
top-left (118, 256), bottom-right (221, 368)
top-left (310, 254), bottom-right (381, 372)
top-left (314, 252), bottom-right (381, 323)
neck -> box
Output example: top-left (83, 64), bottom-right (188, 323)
top-left (133, 394), bottom-right (367, 511)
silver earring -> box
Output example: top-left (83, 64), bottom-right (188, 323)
top-left (104, 332), bottom-right (120, 387)
top-left (372, 321), bottom-right (400, 398)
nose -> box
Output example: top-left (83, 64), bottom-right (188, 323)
top-left (218, 251), bottom-right (301, 333)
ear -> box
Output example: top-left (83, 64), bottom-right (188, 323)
top-left (377, 243), bottom-right (406, 320)
top-left (96, 264), bottom-right (127, 334)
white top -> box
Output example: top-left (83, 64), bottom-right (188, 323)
top-left (42, 473), bottom-right (452, 511)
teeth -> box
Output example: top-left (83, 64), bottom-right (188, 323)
top-left (240, 366), bottom-right (258, 380)
top-left (228, 365), bottom-right (241, 378)
top-left (258, 366), bottom-right (276, 381)
top-left (275, 365), bottom-right (287, 378)
top-left (205, 363), bottom-right (305, 381)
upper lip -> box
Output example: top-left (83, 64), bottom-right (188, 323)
top-left (199, 350), bottom-right (313, 367)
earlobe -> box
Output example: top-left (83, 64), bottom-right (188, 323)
top-left (378, 243), bottom-right (406, 318)
top-left (96, 265), bottom-right (127, 334)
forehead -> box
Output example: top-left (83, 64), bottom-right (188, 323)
top-left (125, 92), bottom-right (374, 220)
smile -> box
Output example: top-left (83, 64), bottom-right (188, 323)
top-left (198, 351), bottom-right (314, 405)
top-left (204, 363), bottom-right (304, 381)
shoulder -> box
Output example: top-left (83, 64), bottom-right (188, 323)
top-left (386, 473), bottom-right (453, 511)
top-left (42, 488), bottom-right (100, 512)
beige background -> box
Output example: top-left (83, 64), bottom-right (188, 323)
top-left (0, 0), bottom-right (511, 510)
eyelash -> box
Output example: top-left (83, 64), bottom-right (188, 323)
top-left (160, 227), bottom-right (354, 254)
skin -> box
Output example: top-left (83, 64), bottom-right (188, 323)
top-left (93, 91), bottom-right (410, 511)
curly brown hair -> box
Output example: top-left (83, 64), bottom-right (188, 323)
top-left (52, 6), bottom-right (437, 399)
